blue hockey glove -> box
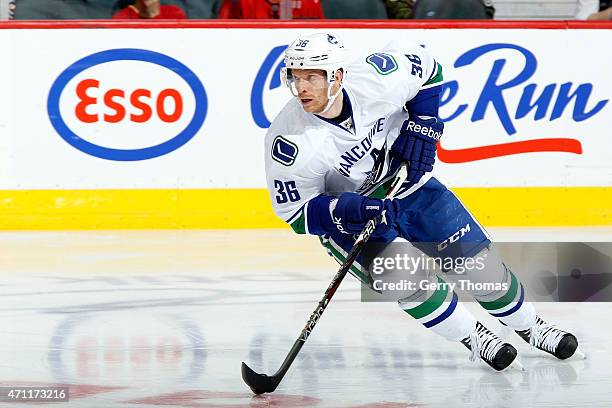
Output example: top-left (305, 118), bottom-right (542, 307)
top-left (332, 192), bottom-right (400, 237)
top-left (391, 116), bottom-right (444, 187)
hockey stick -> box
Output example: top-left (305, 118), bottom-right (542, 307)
top-left (241, 163), bottom-right (408, 394)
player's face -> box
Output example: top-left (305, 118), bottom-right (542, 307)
top-left (289, 69), bottom-right (333, 113)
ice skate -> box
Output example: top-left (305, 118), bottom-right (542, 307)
top-left (462, 321), bottom-right (522, 371)
top-left (515, 316), bottom-right (584, 360)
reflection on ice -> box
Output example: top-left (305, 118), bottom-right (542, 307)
top-left (0, 230), bottom-right (608, 407)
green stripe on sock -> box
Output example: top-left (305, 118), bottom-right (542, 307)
top-left (403, 277), bottom-right (448, 319)
top-left (478, 270), bottom-right (518, 311)
top-left (320, 238), bottom-right (369, 283)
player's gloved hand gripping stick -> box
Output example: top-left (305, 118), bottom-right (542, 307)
top-left (241, 163), bottom-right (409, 394)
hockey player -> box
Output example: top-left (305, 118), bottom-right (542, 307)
top-left (264, 32), bottom-right (581, 371)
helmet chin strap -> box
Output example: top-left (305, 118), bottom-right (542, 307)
top-left (317, 83), bottom-right (343, 116)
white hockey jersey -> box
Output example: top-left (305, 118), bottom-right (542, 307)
top-left (264, 43), bottom-right (443, 234)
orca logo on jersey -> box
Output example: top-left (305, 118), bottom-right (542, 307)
top-left (366, 53), bottom-right (398, 75)
top-left (272, 135), bottom-right (298, 166)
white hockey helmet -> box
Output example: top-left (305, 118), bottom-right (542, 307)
top-left (280, 32), bottom-right (347, 113)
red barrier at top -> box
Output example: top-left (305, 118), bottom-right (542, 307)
top-left (0, 19), bottom-right (611, 29)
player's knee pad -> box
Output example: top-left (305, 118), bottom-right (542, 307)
top-left (447, 244), bottom-right (511, 300)
top-left (369, 237), bottom-right (438, 301)
top-left (396, 178), bottom-right (491, 267)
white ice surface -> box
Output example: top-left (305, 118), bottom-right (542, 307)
top-left (0, 229), bottom-right (610, 408)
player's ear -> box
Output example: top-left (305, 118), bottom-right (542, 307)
top-left (335, 69), bottom-right (344, 84)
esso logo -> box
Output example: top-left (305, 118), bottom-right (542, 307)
top-left (48, 49), bottom-right (207, 161)
top-left (74, 79), bottom-right (184, 124)
top-left (49, 313), bottom-right (205, 383)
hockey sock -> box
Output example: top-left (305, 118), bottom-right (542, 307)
top-left (399, 276), bottom-right (476, 342)
top-left (476, 266), bottom-right (536, 331)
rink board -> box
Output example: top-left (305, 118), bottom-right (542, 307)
top-left (0, 21), bottom-right (610, 228)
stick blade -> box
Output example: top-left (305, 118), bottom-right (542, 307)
top-left (241, 362), bottom-right (280, 394)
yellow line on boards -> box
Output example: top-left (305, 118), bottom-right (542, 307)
top-left (455, 187), bottom-right (611, 226)
top-left (0, 188), bottom-right (610, 229)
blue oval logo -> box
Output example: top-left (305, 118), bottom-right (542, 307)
top-left (251, 45), bottom-right (287, 129)
top-left (48, 49), bottom-right (207, 161)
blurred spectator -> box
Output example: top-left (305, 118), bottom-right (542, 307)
top-left (14, 0), bottom-right (115, 19)
top-left (219, 0), bottom-right (324, 19)
top-left (113, 0), bottom-right (187, 18)
top-left (1, 0), bottom-right (15, 19)
top-left (115, 1), bottom-right (224, 19)
top-left (321, 0), bottom-right (387, 19)
top-left (411, 0), bottom-right (494, 19)
top-left (183, 0), bottom-right (223, 18)
top-left (576, 0), bottom-right (611, 19)
top-left (384, 0), bottom-right (412, 19)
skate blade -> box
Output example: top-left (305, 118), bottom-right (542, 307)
top-left (573, 347), bottom-right (587, 360)
top-left (508, 358), bottom-right (527, 372)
